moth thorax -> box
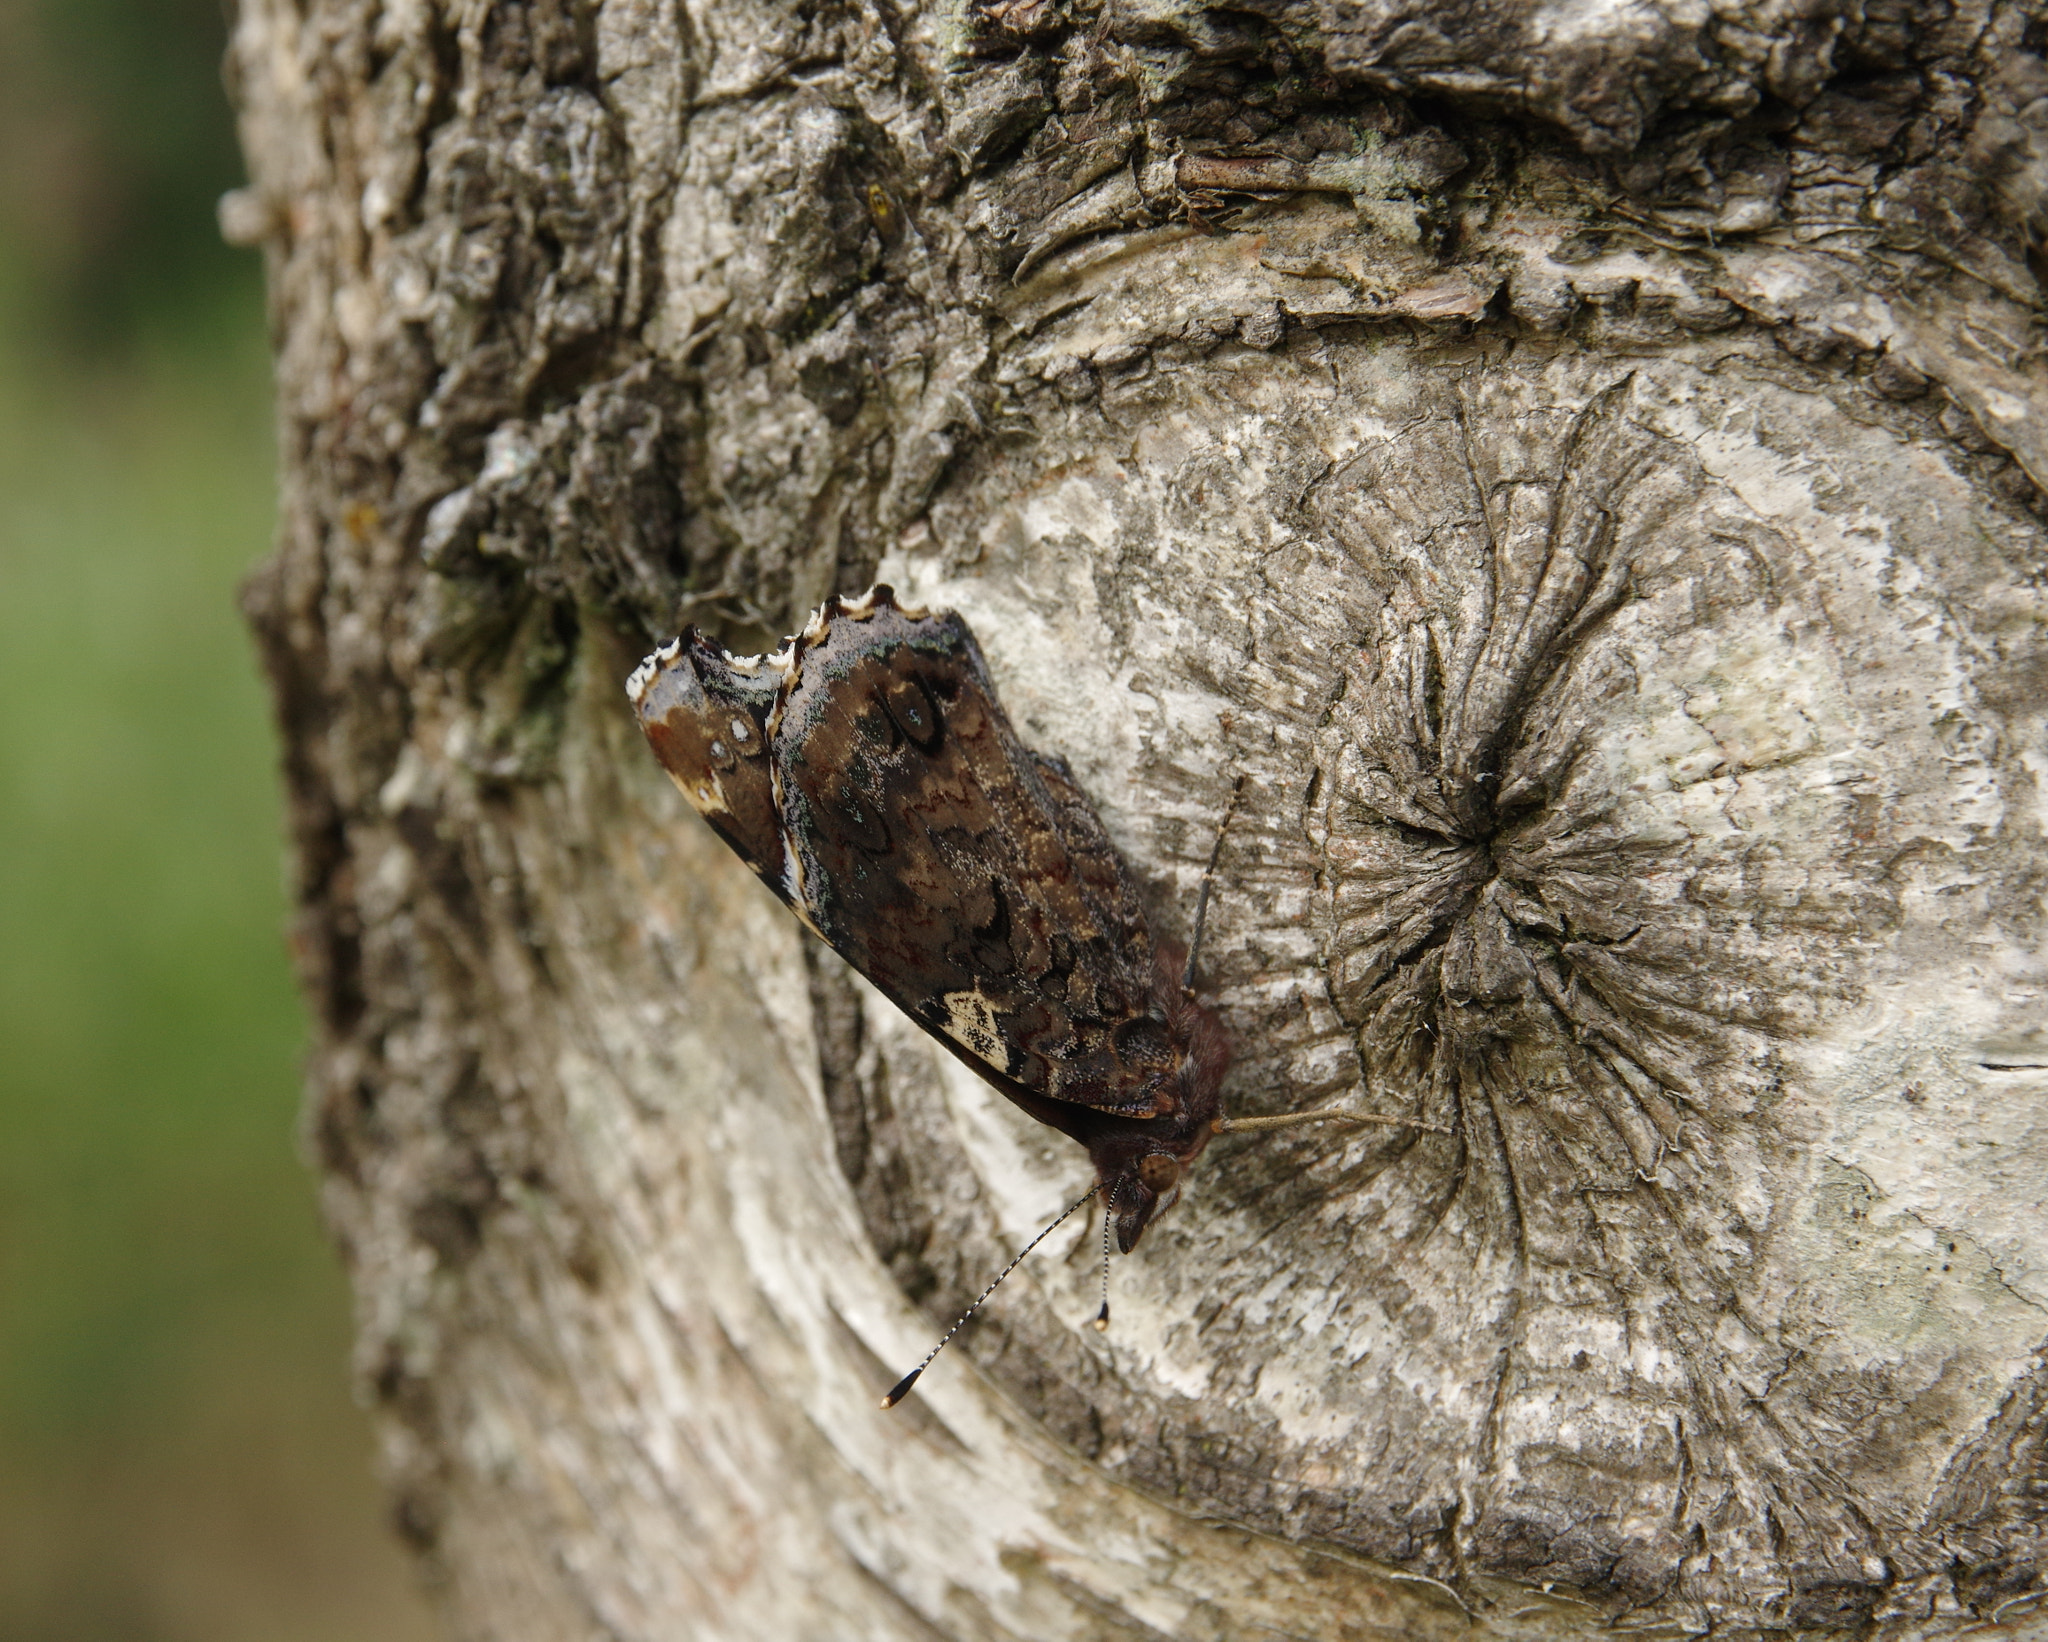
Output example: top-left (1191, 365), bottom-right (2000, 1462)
top-left (1136, 1154), bottom-right (1182, 1194)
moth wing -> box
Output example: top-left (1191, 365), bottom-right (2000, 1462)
top-left (629, 632), bottom-right (793, 902)
top-left (773, 590), bottom-right (1179, 1117)
top-left (1027, 752), bottom-right (1147, 922)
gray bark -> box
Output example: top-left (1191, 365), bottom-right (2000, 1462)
top-left (226, 1), bottom-right (2048, 1636)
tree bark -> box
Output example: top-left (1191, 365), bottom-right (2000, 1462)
top-left (227, 1), bottom-right (2048, 1636)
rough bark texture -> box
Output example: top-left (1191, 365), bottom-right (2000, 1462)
top-left (226, 1), bottom-right (2048, 1636)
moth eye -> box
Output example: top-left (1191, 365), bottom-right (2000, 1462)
top-left (1136, 1154), bottom-right (1181, 1194)
top-left (879, 673), bottom-right (944, 754)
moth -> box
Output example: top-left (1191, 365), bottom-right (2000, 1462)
top-left (628, 585), bottom-right (1225, 1238)
top-left (628, 586), bottom-right (1424, 1402)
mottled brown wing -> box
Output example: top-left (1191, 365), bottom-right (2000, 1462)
top-left (628, 632), bottom-right (793, 904)
top-left (772, 589), bottom-right (1179, 1117)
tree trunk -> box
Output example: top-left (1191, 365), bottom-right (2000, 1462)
top-left (226, 1), bottom-right (2048, 1636)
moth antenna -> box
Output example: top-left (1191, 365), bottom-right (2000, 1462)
top-left (1093, 1199), bottom-right (1112, 1331)
top-left (1213, 1105), bottom-right (1453, 1137)
top-left (1182, 773), bottom-right (1248, 997)
top-left (881, 1182), bottom-right (1102, 1410)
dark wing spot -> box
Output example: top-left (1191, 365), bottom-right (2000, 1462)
top-left (826, 769), bottom-right (892, 855)
top-left (968, 877), bottom-right (1016, 975)
top-left (880, 673), bottom-right (945, 756)
top-left (856, 694), bottom-right (901, 750)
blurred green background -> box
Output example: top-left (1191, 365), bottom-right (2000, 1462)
top-left (0, 1), bottom-right (436, 1637)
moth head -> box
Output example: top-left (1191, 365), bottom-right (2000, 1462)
top-left (1102, 1151), bottom-right (1186, 1252)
